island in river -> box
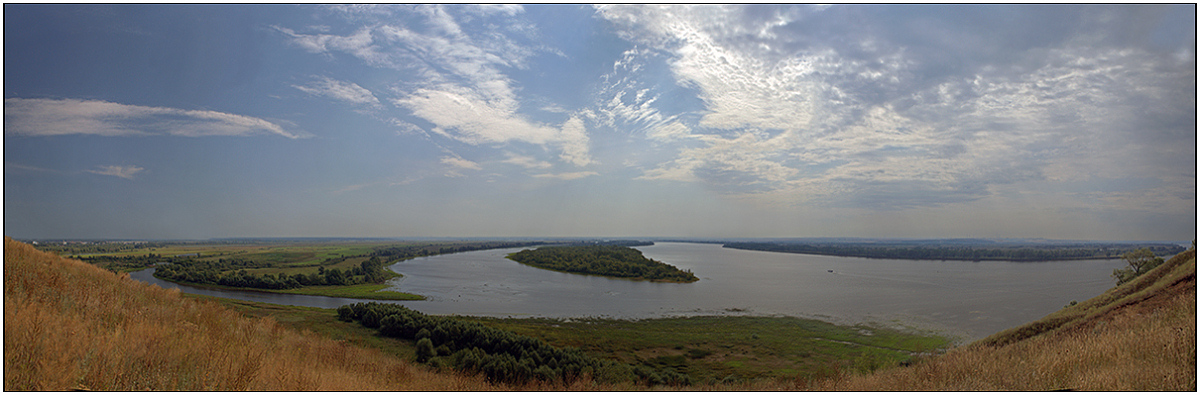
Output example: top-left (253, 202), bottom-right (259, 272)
top-left (506, 245), bottom-right (699, 283)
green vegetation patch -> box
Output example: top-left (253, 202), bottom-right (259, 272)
top-left (461, 315), bottom-right (951, 384)
top-left (507, 245), bottom-right (698, 283)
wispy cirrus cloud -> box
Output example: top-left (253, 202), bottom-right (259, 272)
top-left (280, 5), bottom-right (594, 168)
top-left (293, 76), bottom-right (380, 107)
top-left (441, 155), bottom-right (482, 177)
top-left (86, 165), bottom-right (144, 179)
top-left (533, 171), bottom-right (598, 180)
top-left (4, 98), bottom-right (303, 138)
top-left (597, 5), bottom-right (1196, 212)
top-left (501, 152), bottom-right (552, 170)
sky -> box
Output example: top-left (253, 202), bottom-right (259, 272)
top-left (4, 4), bottom-right (1196, 241)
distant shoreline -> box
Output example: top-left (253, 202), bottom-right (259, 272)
top-left (721, 242), bottom-right (1186, 262)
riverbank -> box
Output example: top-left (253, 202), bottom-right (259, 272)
top-left (722, 241), bottom-right (1186, 262)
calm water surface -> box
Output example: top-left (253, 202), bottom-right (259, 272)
top-left (132, 242), bottom-right (1125, 341)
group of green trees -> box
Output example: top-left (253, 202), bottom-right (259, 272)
top-left (337, 302), bottom-right (690, 386)
top-left (724, 242), bottom-right (1186, 262)
top-left (507, 246), bottom-right (698, 283)
top-left (154, 256), bottom-right (391, 290)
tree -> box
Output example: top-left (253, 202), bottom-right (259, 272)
top-left (1112, 248), bottom-right (1165, 285)
top-left (416, 338), bottom-right (436, 363)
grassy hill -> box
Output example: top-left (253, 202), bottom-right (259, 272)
top-left (798, 247), bottom-right (1196, 391)
top-left (2, 237), bottom-right (517, 391)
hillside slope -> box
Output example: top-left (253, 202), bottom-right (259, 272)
top-left (2, 237), bottom-right (516, 391)
top-left (806, 248), bottom-right (1196, 391)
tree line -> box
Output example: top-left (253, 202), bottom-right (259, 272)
top-left (337, 302), bottom-right (690, 386)
top-left (153, 256), bottom-right (391, 289)
top-left (507, 245), bottom-right (698, 283)
top-left (724, 242), bottom-right (1187, 262)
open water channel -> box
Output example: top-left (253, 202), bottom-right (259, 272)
top-left (131, 242), bottom-right (1126, 342)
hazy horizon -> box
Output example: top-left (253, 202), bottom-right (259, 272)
top-left (5, 5), bottom-right (1196, 241)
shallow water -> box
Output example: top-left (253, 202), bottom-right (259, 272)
top-left (131, 242), bottom-right (1125, 341)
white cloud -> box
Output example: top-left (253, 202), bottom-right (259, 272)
top-left (597, 5), bottom-right (842, 133)
top-left (275, 26), bottom-right (394, 68)
top-left (87, 165), bottom-right (144, 179)
top-left (533, 171), bottom-right (599, 180)
top-left (396, 89), bottom-right (593, 166)
top-left (441, 156), bottom-right (482, 170)
top-left (281, 5), bottom-right (593, 167)
top-left (557, 117), bottom-right (593, 166)
top-left (294, 76), bottom-right (380, 106)
top-left (502, 152), bottom-right (553, 169)
top-left (591, 48), bottom-right (698, 143)
top-left (441, 156), bottom-right (482, 177)
top-left (601, 5), bottom-right (1195, 213)
top-left (389, 118), bottom-right (425, 136)
top-left (4, 98), bottom-right (302, 139)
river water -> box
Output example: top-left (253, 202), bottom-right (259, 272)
top-left (130, 242), bottom-right (1126, 341)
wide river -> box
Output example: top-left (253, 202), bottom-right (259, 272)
top-left (131, 242), bottom-right (1127, 342)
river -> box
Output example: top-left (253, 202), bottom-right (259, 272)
top-left (130, 242), bottom-right (1126, 342)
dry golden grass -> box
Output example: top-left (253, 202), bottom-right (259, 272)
top-left (801, 250), bottom-right (1197, 391)
top-left (3, 237), bottom-right (534, 391)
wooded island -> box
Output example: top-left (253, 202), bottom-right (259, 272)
top-left (507, 245), bottom-right (698, 283)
